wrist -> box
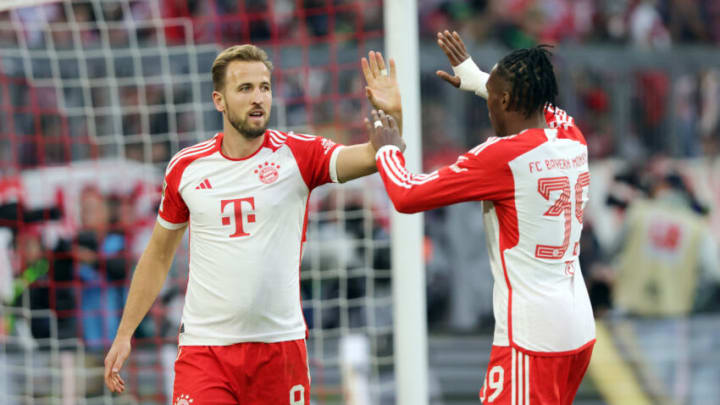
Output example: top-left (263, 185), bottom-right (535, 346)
top-left (385, 108), bottom-right (402, 118)
top-left (114, 328), bottom-right (134, 341)
top-left (375, 144), bottom-right (401, 160)
top-left (452, 57), bottom-right (489, 98)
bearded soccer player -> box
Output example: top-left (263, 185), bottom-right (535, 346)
top-left (103, 44), bottom-right (401, 404)
top-left (369, 31), bottom-right (595, 405)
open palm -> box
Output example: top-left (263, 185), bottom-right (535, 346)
top-left (361, 51), bottom-right (401, 125)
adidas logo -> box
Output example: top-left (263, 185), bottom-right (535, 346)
top-left (195, 179), bottom-right (212, 190)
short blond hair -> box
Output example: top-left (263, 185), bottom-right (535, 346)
top-left (211, 44), bottom-right (274, 91)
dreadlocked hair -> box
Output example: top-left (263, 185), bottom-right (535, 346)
top-left (496, 45), bottom-right (558, 118)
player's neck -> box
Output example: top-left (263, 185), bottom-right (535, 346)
top-left (221, 127), bottom-right (266, 159)
top-left (504, 111), bottom-right (548, 136)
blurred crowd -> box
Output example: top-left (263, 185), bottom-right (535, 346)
top-left (583, 158), bottom-right (720, 318)
top-left (421, 0), bottom-right (720, 48)
top-left (0, 174), bottom-right (164, 351)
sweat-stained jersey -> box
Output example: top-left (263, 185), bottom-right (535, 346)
top-left (376, 106), bottom-right (595, 354)
top-left (158, 130), bottom-right (343, 346)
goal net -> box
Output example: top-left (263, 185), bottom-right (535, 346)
top-left (0, 1), bottom-right (394, 404)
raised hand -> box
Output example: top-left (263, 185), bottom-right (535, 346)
top-left (435, 30), bottom-right (470, 88)
top-left (361, 51), bottom-right (402, 130)
top-left (365, 109), bottom-right (405, 153)
top-left (104, 337), bottom-right (131, 393)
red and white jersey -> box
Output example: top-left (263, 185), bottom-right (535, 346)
top-left (158, 130), bottom-right (342, 346)
top-left (376, 106), bottom-right (595, 354)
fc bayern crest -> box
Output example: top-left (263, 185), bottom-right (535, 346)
top-left (255, 161), bottom-right (279, 184)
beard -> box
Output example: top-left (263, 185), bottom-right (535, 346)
top-left (227, 105), bottom-right (269, 139)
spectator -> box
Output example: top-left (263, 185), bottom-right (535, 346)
top-left (75, 187), bottom-right (129, 350)
top-left (612, 172), bottom-right (719, 316)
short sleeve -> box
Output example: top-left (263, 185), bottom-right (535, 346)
top-left (157, 166), bottom-right (189, 230)
top-left (286, 133), bottom-right (343, 190)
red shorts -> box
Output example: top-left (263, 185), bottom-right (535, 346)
top-left (479, 343), bottom-right (594, 405)
top-left (173, 339), bottom-right (310, 405)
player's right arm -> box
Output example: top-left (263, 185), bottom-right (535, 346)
top-left (104, 221), bottom-right (186, 393)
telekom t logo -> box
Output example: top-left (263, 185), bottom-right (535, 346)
top-left (220, 197), bottom-right (256, 238)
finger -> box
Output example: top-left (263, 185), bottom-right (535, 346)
top-left (115, 374), bottom-right (125, 391)
top-left (110, 351), bottom-right (128, 386)
top-left (378, 110), bottom-right (390, 128)
top-left (436, 37), bottom-right (450, 57)
top-left (438, 36), bottom-right (462, 65)
top-left (364, 117), bottom-right (373, 133)
top-left (443, 30), bottom-right (465, 58)
top-left (361, 57), bottom-right (373, 84)
top-left (452, 31), bottom-right (467, 54)
top-left (442, 34), bottom-right (464, 62)
top-left (365, 87), bottom-right (377, 106)
top-left (370, 109), bottom-right (380, 125)
top-left (389, 58), bottom-right (397, 79)
top-left (104, 354), bottom-right (116, 389)
top-left (375, 52), bottom-right (387, 76)
top-left (368, 50), bottom-right (380, 77)
top-left (436, 36), bottom-right (453, 57)
top-left (386, 114), bottom-right (397, 130)
top-left (109, 371), bottom-right (124, 392)
top-left (104, 357), bottom-right (112, 382)
top-left (436, 70), bottom-right (461, 88)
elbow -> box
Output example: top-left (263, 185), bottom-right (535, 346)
top-left (392, 199), bottom-right (421, 214)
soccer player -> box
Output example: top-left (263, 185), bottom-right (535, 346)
top-left (103, 44), bottom-right (401, 404)
top-left (368, 31), bottom-right (595, 404)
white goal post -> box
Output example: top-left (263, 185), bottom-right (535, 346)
top-left (384, 1), bottom-right (429, 405)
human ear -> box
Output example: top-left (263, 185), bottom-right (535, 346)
top-left (501, 91), bottom-right (511, 111)
top-left (212, 91), bottom-right (225, 113)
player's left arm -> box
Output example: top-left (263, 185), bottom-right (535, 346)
top-left (435, 30), bottom-right (489, 99)
top-left (335, 51), bottom-right (404, 183)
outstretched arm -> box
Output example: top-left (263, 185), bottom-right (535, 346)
top-left (369, 110), bottom-right (510, 213)
top-left (436, 30), bottom-right (489, 99)
top-left (104, 222), bottom-right (186, 393)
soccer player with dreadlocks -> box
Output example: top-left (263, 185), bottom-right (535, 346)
top-left (367, 31), bottom-right (594, 404)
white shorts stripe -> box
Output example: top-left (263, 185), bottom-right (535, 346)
top-left (511, 348), bottom-right (516, 405)
top-left (525, 353), bottom-right (530, 405)
top-left (518, 351), bottom-right (523, 405)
